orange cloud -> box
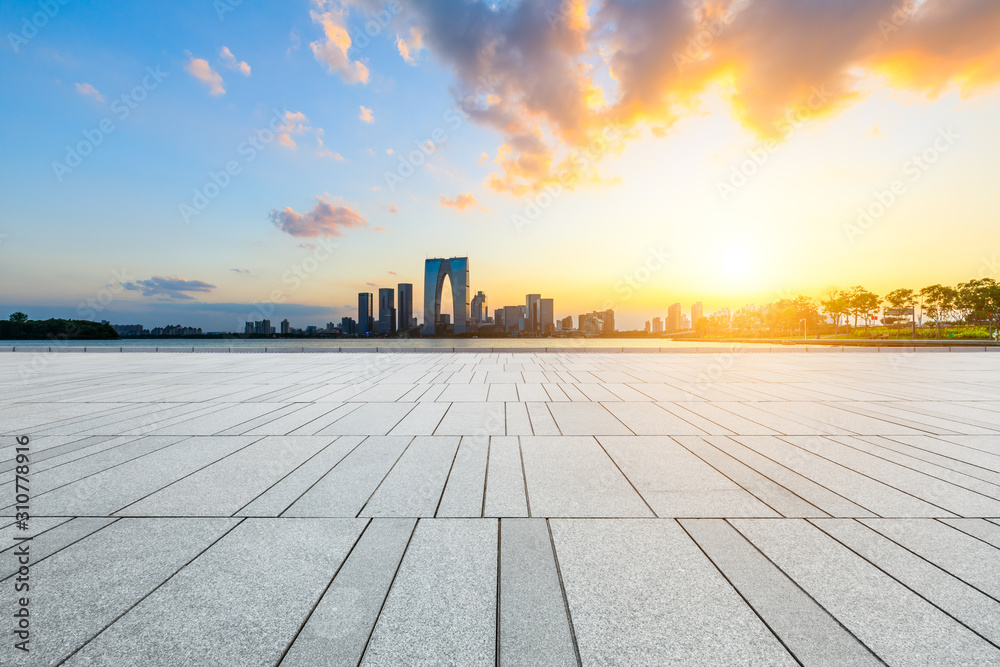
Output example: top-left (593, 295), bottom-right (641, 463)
top-left (440, 193), bottom-right (487, 212)
top-left (310, 0), bottom-right (370, 84)
top-left (359, 105), bottom-right (374, 123)
top-left (185, 54), bottom-right (225, 95)
top-left (399, 0), bottom-right (1000, 195)
top-left (74, 82), bottom-right (104, 102)
top-left (220, 46), bottom-right (251, 76)
top-left (269, 196), bottom-right (367, 237)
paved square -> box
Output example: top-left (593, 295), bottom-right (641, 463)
top-left (2, 350), bottom-right (999, 665)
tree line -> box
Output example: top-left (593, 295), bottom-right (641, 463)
top-left (696, 278), bottom-right (1000, 338)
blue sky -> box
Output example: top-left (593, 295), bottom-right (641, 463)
top-left (2, 0), bottom-right (999, 331)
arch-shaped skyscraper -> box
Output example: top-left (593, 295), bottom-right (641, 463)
top-left (422, 257), bottom-right (470, 335)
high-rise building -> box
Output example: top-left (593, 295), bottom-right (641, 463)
top-left (280, 319), bottom-right (290, 334)
top-left (378, 288), bottom-right (396, 335)
top-left (645, 321), bottom-right (651, 333)
top-left (471, 291), bottom-right (488, 323)
top-left (503, 306), bottom-right (521, 333)
top-left (340, 316), bottom-right (357, 335)
top-left (540, 298), bottom-right (554, 334)
top-left (358, 292), bottom-right (374, 334)
top-left (691, 302), bottom-right (703, 327)
top-left (681, 314), bottom-right (691, 330)
top-left (245, 322), bottom-right (253, 335)
top-left (423, 257), bottom-right (470, 335)
top-left (252, 319), bottom-right (271, 335)
top-left (397, 283), bottom-right (413, 332)
top-left (578, 309), bottom-right (615, 333)
top-left (667, 303), bottom-right (681, 332)
top-left (494, 308), bottom-right (505, 329)
top-left (525, 294), bottom-right (541, 331)
top-left (560, 315), bottom-right (573, 331)
top-left (652, 317), bottom-right (663, 333)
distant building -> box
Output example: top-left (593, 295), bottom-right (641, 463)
top-left (691, 302), bottom-right (703, 326)
top-left (578, 309), bottom-right (615, 333)
top-left (151, 324), bottom-right (202, 336)
top-left (358, 292), bottom-right (374, 335)
top-left (306, 325), bottom-right (317, 334)
top-left (652, 317), bottom-right (663, 333)
top-left (111, 324), bottom-right (145, 336)
top-left (245, 322), bottom-right (254, 335)
top-left (252, 319), bottom-right (271, 335)
top-left (540, 298), bottom-right (554, 334)
top-left (644, 320), bottom-right (651, 333)
top-left (280, 319), bottom-right (290, 335)
top-left (340, 317), bottom-right (357, 335)
top-left (667, 303), bottom-right (681, 332)
top-left (397, 283), bottom-right (413, 331)
top-left (494, 308), bottom-right (505, 329)
top-left (471, 291), bottom-right (488, 324)
top-left (560, 315), bottom-right (573, 331)
top-left (681, 314), bottom-right (691, 330)
top-left (525, 294), bottom-right (541, 332)
top-left (503, 306), bottom-right (521, 333)
top-left (378, 288), bottom-right (396, 335)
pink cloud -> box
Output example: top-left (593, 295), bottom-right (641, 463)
top-left (269, 196), bottom-right (367, 237)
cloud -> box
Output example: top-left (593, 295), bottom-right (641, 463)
top-left (316, 136), bottom-right (344, 160)
top-left (219, 46), bottom-right (251, 76)
top-left (277, 110), bottom-right (312, 148)
top-left (269, 196), bottom-right (368, 237)
top-left (440, 193), bottom-right (487, 212)
top-left (388, 204), bottom-right (398, 214)
top-left (359, 105), bottom-right (374, 123)
top-left (388, 270), bottom-right (398, 275)
top-left (74, 82), bottom-right (104, 102)
top-left (309, 0), bottom-right (370, 84)
top-left (230, 268), bottom-right (250, 274)
top-left (396, 25), bottom-right (425, 64)
top-left (366, 282), bottom-right (377, 286)
top-left (123, 276), bottom-right (217, 300)
top-left (394, 0), bottom-right (1000, 195)
top-left (184, 53), bottom-right (225, 95)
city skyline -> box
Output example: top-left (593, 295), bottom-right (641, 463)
top-left (3, 1), bottom-right (1000, 332)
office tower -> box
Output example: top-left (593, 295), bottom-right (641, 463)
top-left (667, 303), bottom-right (681, 332)
top-left (358, 292), bottom-right (374, 335)
top-left (652, 317), bottom-right (663, 333)
top-left (340, 316), bottom-right (356, 335)
top-left (540, 298), bottom-right (554, 334)
top-left (578, 309), bottom-right (615, 333)
top-left (495, 309), bottom-right (505, 329)
top-left (471, 291), bottom-right (488, 323)
top-left (397, 283), bottom-right (413, 332)
top-left (423, 257), bottom-right (470, 335)
top-left (378, 288), bottom-right (396, 335)
top-left (503, 306), bottom-right (521, 333)
top-left (682, 314), bottom-right (691, 330)
top-left (560, 315), bottom-right (573, 331)
top-left (280, 319), bottom-right (290, 334)
top-left (645, 321), bottom-right (651, 333)
top-left (692, 302), bottom-right (703, 326)
top-left (525, 294), bottom-right (541, 332)
top-left (245, 322), bottom-right (253, 335)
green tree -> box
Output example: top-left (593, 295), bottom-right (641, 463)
top-left (9, 312), bottom-right (28, 323)
top-left (884, 288), bottom-right (916, 309)
top-left (919, 284), bottom-right (957, 338)
top-left (957, 278), bottom-right (1000, 338)
top-left (846, 286), bottom-right (880, 330)
top-left (820, 289), bottom-right (849, 335)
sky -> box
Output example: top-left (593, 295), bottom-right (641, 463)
top-left (1, 0), bottom-right (999, 331)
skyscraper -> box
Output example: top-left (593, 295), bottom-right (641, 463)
top-left (667, 302), bottom-right (681, 332)
top-left (652, 317), bottom-right (663, 333)
top-left (471, 291), bottom-right (488, 323)
top-left (378, 288), bottom-right (396, 335)
top-left (692, 302), bottom-right (703, 327)
top-left (525, 294), bottom-right (541, 332)
top-left (280, 319), bottom-right (290, 334)
top-left (495, 308), bottom-right (505, 329)
top-left (503, 305), bottom-right (521, 333)
top-left (358, 292), bottom-right (374, 335)
top-left (540, 298), bottom-right (554, 334)
top-left (560, 315), bottom-right (573, 331)
top-left (397, 283), bottom-right (413, 332)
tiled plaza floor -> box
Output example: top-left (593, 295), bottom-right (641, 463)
top-left (2, 350), bottom-right (999, 665)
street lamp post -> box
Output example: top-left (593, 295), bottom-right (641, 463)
top-left (800, 318), bottom-right (807, 340)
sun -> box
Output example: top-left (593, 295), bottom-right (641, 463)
top-left (723, 246), bottom-right (753, 277)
